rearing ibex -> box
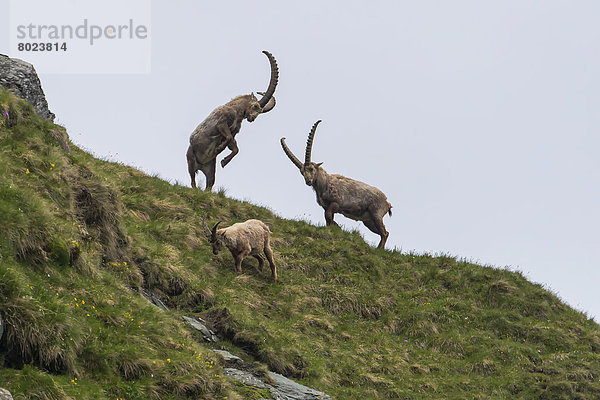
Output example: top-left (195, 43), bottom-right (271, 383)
top-left (281, 120), bottom-right (392, 249)
top-left (187, 51), bottom-right (279, 190)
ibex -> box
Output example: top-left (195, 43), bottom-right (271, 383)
top-left (281, 120), bottom-right (393, 249)
top-left (203, 217), bottom-right (278, 282)
top-left (187, 51), bottom-right (279, 190)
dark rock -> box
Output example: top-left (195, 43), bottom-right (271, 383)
top-left (0, 54), bottom-right (55, 121)
top-left (201, 307), bottom-right (237, 339)
top-left (183, 316), bottom-right (218, 342)
top-left (0, 310), bottom-right (3, 343)
top-left (0, 388), bottom-right (13, 400)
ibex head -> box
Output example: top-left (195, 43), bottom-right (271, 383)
top-left (245, 51), bottom-right (279, 123)
top-left (203, 216), bottom-right (224, 254)
top-left (281, 120), bottom-right (324, 186)
top-left (245, 94), bottom-right (263, 123)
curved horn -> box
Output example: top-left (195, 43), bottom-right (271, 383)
top-left (304, 120), bottom-right (322, 165)
top-left (280, 138), bottom-right (302, 170)
top-left (211, 221), bottom-right (221, 241)
top-left (258, 51), bottom-right (279, 109)
top-left (258, 94), bottom-right (276, 113)
top-left (202, 214), bottom-right (211, 238)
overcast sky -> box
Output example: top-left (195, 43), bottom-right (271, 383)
top-left (2, 1), bottom-right (599, 320)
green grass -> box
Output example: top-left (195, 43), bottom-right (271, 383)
top-left (1, 89), bottom-right (599, 399)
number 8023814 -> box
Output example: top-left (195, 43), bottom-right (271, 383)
top-left (18, 42), bottom-right (67, 51)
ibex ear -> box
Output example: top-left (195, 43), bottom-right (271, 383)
top-left (316, 162), bottom-right (324, 167)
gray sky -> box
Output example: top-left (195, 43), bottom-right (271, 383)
top-left (2, 1), bottom-right (599, 320)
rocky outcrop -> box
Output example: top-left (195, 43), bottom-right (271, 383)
top-left (142, 289), bottom-right (170, 311)
top-left (183, 315), bottom-right (219, 342)
top-left (212, 349), bottom-right (242, 363)
top-left (0, 54), bottom-right (55, 122)
top-left (223, 368), bottom-right (332, 400)
top-left (267, 372), bottom-right (332, 400)
top-left (0, 388), bottom-right (14, 400)
top-left (212, 348), bottom-right (332, 400)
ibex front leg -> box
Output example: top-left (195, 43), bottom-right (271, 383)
top-left (252, 254), bottom-right (265, 272)
top-left (232, 246), bottom-right (250, 275)
top-left (233, 253), bottom-right (245, 274)
top-left (215, 123), bottom-right (239, 168)
top-left (325, 203), bottom-right (340, 227)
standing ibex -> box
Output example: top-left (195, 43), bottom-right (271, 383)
top-left (203, 217), bottom-right (278, 282)
top-left (281, 120), bottom-right (393, 249)
top-left (187, 51), bottom-right (279, 190)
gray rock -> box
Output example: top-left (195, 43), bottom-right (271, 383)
top-left (224, 368), bottom-right (270, 390)
top-left (224, 367), bottom-right (331, 400)
top-left (0, 388), bottom-right (14, 400)
top-left (183, 316), bottom-right (218, 342)
top-left (212, 349), bottom-right (242, 363)
top-left (142, 290), bottom-right (169, 311)
top-left (0, 54), bottom-right (55, 121)
top-left (151, 295), bottom-right (169, 311)
top-left (267, 371), bottom-right (331, 400)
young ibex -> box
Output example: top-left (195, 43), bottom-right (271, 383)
top-left (203, 217), bottom-right (277, 282)
top-left (281, 120), bottom-right (393, 249)
top-left (187, 51), bottom-right (279, 190)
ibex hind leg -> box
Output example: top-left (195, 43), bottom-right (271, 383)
top-left (264, 243), bottom-right (277, 282)
top-left (188, 166), bottom-right (197, 188)
top-left (186, 148), bottom-right (198, 188)
top-left (198, 159), bottom-right (216, 191)
top-left (363, 216), bottom-right (389, 249)
top-left (252, 254), bottom-right (265, 273)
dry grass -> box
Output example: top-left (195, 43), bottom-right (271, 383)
top-left (117, 358), bottom-right (152, 380)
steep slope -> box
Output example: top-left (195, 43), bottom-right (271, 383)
top-left (0, 89), bottom-right (599, 399)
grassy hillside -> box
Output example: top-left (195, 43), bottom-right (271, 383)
top-left (1, 89), bottom-right (599, 399)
